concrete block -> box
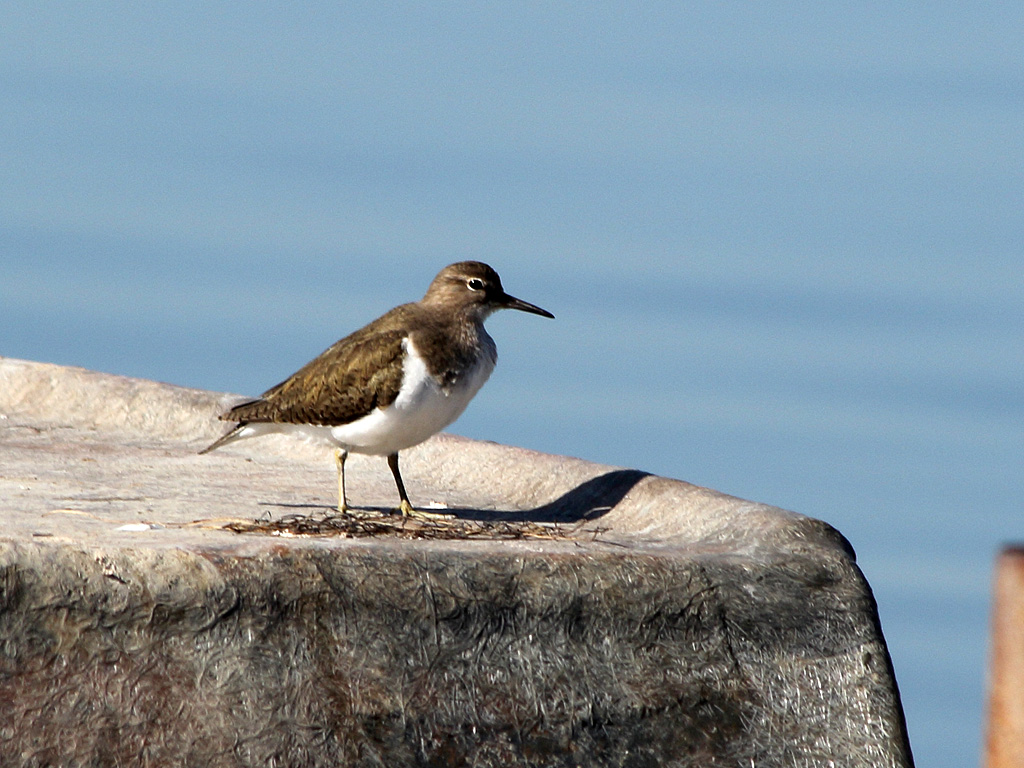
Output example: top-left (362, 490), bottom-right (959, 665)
top-left (0, 357), bottom-right (913, 767)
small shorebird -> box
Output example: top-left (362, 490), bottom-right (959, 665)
top-left (200, 261), bottom-right (553, 518)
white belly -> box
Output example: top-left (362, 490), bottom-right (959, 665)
top-left (328, 337), bottom-right (494, 455)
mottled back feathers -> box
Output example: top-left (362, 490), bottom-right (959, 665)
top-left (219, 300), bottom-right (491, 428)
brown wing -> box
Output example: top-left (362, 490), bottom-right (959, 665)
top-left (220, 308), bottom-right (413, 427)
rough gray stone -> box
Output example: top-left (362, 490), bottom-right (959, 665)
top-left (0, 357), bottom-right (913, 767)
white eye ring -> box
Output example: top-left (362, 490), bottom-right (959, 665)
top-left (467, 278), bottom-right (485, 291)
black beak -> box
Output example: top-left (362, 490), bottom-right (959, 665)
top-left (500, 292), bottom-right (554, 319)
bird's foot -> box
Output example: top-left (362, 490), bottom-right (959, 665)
top-left (398, 499), bottom-right (454, 520)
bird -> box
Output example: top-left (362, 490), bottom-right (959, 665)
top-left (200, 261), bottom-right (553, 518)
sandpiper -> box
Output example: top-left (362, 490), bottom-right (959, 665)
top-left (200, 261), bottom-right (553, 518)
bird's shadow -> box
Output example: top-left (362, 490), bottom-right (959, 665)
top-left (462, 469), bottom-right (650, 524)
top-left (259, 469), bottom-right (650, 526)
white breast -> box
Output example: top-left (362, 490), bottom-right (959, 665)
top-left (328, 336), bottom-right (495, 455)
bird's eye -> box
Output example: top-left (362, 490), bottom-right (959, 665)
top-left (467, 278), bottom-right (485, 291)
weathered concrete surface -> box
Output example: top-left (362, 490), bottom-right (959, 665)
top-left (0, 357), bottom-right (913, 767)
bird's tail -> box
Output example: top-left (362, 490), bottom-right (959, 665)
top-left (198, 423), bottom-right (246, 455)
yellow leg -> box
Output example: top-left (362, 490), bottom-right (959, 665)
top-left (388, 453), bottom-right (452, 520)
top-left (335, 449), bottom-right (348, 513)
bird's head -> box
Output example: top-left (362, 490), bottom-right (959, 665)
top-left (423, 261), bottom-right (554, 321)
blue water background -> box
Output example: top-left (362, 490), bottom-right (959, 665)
top-left (3, 5), bottom-right (1022, 766)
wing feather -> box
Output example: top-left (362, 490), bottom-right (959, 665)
top-left (220, 310), bottom-right (412, 426)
